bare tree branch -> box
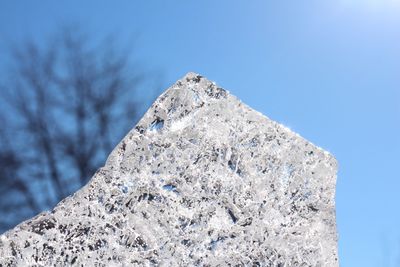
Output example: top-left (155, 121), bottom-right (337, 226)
top-left (0, 28), bottom-right (162, 233)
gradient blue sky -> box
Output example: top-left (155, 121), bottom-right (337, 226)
top-left (1, 1), bottom-right (399, 266)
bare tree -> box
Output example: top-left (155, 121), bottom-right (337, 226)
top-left (0, 117), bottom-right (41, 230)
top-left (0, 28), bottom-right (161, 232)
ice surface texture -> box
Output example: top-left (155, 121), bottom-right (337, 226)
top-left (0, 73), bottom-right (338, 266)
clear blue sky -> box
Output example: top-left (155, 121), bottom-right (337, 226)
top-left (1, 1), bottom-right (399, 266)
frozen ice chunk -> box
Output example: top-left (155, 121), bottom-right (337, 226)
top-left (0, 72), bottom-right (338, 266)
